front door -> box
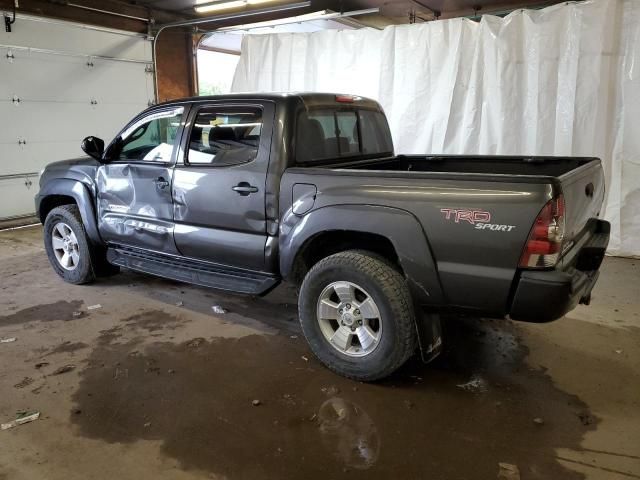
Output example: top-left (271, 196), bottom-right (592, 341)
top-left (172, 102), bottom-right (274, 271)
top-left (96, 106), bottom-right (185, 254)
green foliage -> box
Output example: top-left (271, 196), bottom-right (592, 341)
top-left (199, 81), bottom-right (225, 96)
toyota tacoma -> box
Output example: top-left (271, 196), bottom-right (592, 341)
top-left (36, 93), bottom-right (610, 380)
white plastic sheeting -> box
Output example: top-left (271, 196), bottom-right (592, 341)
top-left (232, 0), bottom-right (640, 257)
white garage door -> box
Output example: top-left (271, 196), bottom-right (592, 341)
top-left (0, 14), bottom-right (154, 220)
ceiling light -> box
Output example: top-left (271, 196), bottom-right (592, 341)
top-left (195, 0), bottom-right (278, 13)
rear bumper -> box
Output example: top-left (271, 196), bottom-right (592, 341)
top-left (509, 219), bottom-right (610, 322)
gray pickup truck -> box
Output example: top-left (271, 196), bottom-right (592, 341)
top-left (36, 93), bottom-right (609, 380)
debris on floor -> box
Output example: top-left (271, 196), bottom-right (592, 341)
top-left (1, 411), bottom-right (40, 431)
top-left (72, 311), bottom-right (83, 318)
top-left (290, 335), bottom-right (298, 339)
top-left (252, 399), bottom-right (262, 406)
top-left (497, 462), bottom-right (521, 480)
top-left (615, 349), bottom-right (623, 354)
top-left (87, 304), bottom-right (102, 311)
top-left (533, 417), bottom-right (545, 425)
top-left (211, 305), bottom-right (228, 314)
top-left (301, 355), bottom-right (309, 362)
top-left (577, 411), bottom-right (595, 426)
top-left (175, 301), bottom-right (184, 307)
top-left (456, 375), bottom-right (488, 393)
top-left (35, 362), bottom-right (49, 369)
top-left (0, 337), bottom-right (17, 343)
top-left (321, 386), bottom-right (340, 396)
top-left (187, 338), bottom-right (205, 348)
top-left (51, 364), bottom-right (75, 375)
top-left (31, 385), bottom-right (44, 395)
top-left (14, 377), bottom-right (34, 389)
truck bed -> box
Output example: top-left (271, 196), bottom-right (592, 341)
top-left (282, 154), bottom-right (605, 317)
top-left (332, 154), bottom-right (599, 178)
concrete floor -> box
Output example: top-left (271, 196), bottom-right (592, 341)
top-left (0, 226), bottom-right (638, 480)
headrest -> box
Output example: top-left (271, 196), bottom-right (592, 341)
top-left (296, 117), bottom-right (327, 162)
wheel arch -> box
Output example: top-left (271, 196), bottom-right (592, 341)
top-left (280, 204), bottom-right (444, 305)
top-left (37, 179), bottom-right (103, 245)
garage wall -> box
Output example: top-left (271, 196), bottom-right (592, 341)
top-left (0, 14), bottom-right (154, 220)
top-left (156, 30), bottom-right (197, 103)
top-left (232, 0), bottom-right (640, 258)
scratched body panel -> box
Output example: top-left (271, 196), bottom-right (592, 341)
top-left (96, 163), bottom-right (179, 254)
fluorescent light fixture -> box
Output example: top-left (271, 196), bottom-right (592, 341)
top-left (195, 0), bottom-right (278, 13)
top-left (215, 8), bottom-right (379, 31)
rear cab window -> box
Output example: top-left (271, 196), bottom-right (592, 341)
top-left (295, 106), bottom-right (393, 164)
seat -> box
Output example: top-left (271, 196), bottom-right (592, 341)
top-left (210, 126), bottom-right (236, 148)
top-left (325, 137), bottom-right (350, 156)
top-left (296, 117), bottom-right (327, 162)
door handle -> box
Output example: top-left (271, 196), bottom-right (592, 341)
top-left (154, 177), bottom-right (170, 189)
top-left (232, 182), bottom-right (259, 196)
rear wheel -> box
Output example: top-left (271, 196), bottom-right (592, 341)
top-left (299, 250), bottom-right (417, 381)
top-left (43, 205), bottom-right (113, 284)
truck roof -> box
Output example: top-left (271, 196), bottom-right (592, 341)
top-left (153, 92), bottom-right (383, 110)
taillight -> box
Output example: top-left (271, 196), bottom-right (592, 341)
top-left (519, 195), bottom-right (566, 268)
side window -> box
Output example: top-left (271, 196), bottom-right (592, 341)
top-left (187, 107), bottom-right (262, 166)
top-left (118, 107), bottom-right (184, 162)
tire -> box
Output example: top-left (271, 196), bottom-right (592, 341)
top-left (43, 205), bottom-right (100, 284)
top-left (299, 250), bottom-right (417, 381)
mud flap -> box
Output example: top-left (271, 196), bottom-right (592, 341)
top-left (414, 308), bottom-right (443, 363)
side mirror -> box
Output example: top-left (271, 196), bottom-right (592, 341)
top-left (103, 136), bottom-right (124, 161)
top-left (81, 136), bottom-right (105, 161)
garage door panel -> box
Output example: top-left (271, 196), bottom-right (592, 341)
top-left (0, 14), bottom-right (152, 220)
top-left (0, 49), bottom-right (151, 105)
top-left (0, 102), bottom-right (147, 172)
top-left (0, 175), bottom-right (40, 219)
top-left (4, 14), bottom-right (151, 62)
top-left (1, 103), bottom-right (117, 145)
top-left (1, 142), bottom-right (79, 177)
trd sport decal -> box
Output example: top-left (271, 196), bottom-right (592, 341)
top-left (440, 208), bottom-right (516, 232)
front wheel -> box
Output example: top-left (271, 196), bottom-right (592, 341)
top-left (298, 250), bottom-right (417, 381)
top-left (44, 205), bottom-right (98, 285)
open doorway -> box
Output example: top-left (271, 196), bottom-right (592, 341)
top-left (196, 14), bottom-right (361, 96)
top-left (197, 49), bottom-right (240, 95)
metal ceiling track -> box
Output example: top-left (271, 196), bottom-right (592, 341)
top-left (65, 2), bottom-right (151, 23)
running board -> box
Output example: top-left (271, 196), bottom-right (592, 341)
top-left (107, 245), bottom-right (280, 295)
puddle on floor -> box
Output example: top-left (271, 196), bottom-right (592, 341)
top-left (0, 300), bottom-right (85, 326)
top-left (71, 315), bottom-right (596, 480)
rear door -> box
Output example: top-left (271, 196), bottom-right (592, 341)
top-left (172, 101), bottom-right (274, 271)
top-left (96, 106), bottom-right (185, 253)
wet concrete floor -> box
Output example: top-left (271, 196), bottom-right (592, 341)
top-left (0, 226), bottom-right (638, 479)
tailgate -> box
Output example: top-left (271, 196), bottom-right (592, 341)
top-left (558, 159), bottom-right (606, 248)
